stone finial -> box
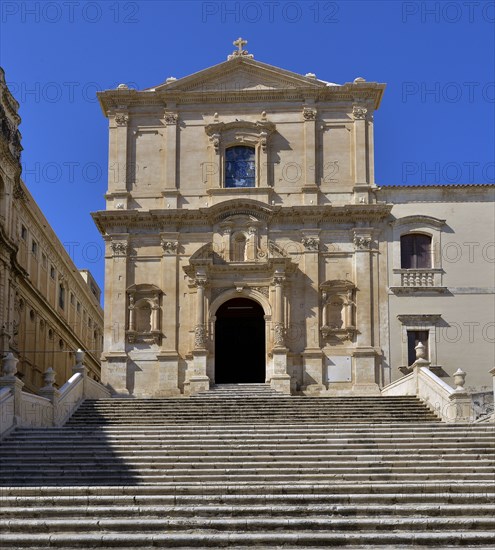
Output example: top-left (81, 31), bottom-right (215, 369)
top-left (1, 352), bottom-right (18, 378)
top-left (117, 83), bottom-right (129, 90)
top-left (412, 342), bottom-right (430, 368)
top-left (75, 349), bottom-right (85, 368)
top-left (453, 368), bottom-right (467, 391)
top-left (415, 342), bottom-right (426, 360)
top-left (43, 367), bottom-right (56, 389)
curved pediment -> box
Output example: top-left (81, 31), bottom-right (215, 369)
top-left (391, 215), bottom-right (446, 229)
top-left (200, 198), bottom-right (278, 224)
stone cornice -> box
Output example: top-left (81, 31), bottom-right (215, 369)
top-left (97, 57), bottom-right (385, 115)
top-left (91, 202), bottom-right (392, 234)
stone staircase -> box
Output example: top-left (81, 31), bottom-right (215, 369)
top-left (0, 385), bottom-right (494, 548)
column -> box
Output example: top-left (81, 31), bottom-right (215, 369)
top-left (302, 105), bottom-right (318, 205)
top-left (270, 270), bottom-right (291, 394)
top-left (163, 108), bottom-right (179, 208)
top-left (351, 229), bottom-right (380, 395)
top-left (352, 103), bottom-right (372, 204)
top-left (100, 235), bottom-right (129, 396)
top-left (189, 273), bottom-right (210, 395)
top-left (300, 232), bottom-right (325, 393)
top-left (108, 108), bottom-right (130, 207)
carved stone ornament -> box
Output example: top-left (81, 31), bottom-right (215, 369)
top-left (211, 287), bottom-right (231, 302)
top-left (353, 235), bottom-right (372, 250)
top-left (227, 37), bottom-right (254, 60)
top-left (194, 277), bottom-right (207, 289)
top-left (210, 133), bottom-right (220, 152)
top-left (194, 324), bottom-right (207, 348)
top-left (252, 286), bottom-right (269, 298)
top-left (161, 240), bottom-right (179, 254)
top-left (302, 107), bottom-right (317, 121)
top-left (273, 322), bottom-right (285, 347)
top-left (164, 112), bottom-right (178, 125)
top-left (111, 242), bottom-right (128, 256)
top-left (273, 275), bottom-right (285, 286)
top-left (301, 237), bottom-right (320, 251)
top-left (352, 105), bottom-right (368, 120)
top-left (13, 181), bottom-right (27, 202)
top-left (115, 113), bottom-right (129, 126)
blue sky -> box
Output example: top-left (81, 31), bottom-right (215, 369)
top-left (1, 0), bottom-right (493, 299)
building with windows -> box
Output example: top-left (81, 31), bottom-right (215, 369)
top-left (92, 40), bottom-right (494, 398)
top-left (0, 67), bottom-right (103, 392)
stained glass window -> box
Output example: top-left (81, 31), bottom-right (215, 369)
top-left (225, 146), bottom-right (255, 188)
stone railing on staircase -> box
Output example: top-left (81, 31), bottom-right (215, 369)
top-left (0, 349), bottom-right (110, 439)
top-left (382, 342), bottom-right (475, 422)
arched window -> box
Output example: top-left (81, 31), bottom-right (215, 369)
top-left (225, 146), bottom-right (255, 188)
top-left (400, 234), bottom-right (432, 269)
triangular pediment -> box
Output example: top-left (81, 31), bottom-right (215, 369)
top-left (150, 58), bottom-right (331, 94)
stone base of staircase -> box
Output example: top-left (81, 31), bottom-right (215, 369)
top-left (0, 385), bottom-right (493, 547)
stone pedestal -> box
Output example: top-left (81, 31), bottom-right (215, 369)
top-left (302, 349), bottom-right (326, 393)
top-left (271, 348), bottom-right (291, 394)
top-left (352, 349), bottom-right (380, 395)
top-left (447, 392), bottom-right (474, 422)
top-left (156, 353), bottom-right (181, 396)
top-left (189, 350), bottom-right (210, 395)
top-left (100, 353), bottom-right (129, 396)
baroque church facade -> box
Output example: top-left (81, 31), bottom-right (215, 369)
top-left (92, 40), bottom-right (494, 398)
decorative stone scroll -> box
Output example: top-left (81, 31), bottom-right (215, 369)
top-left (353, 235), bottom-right (372, 250)
top-left (164, 112), bottom-right (178, 125)
top-left (161, 240), bottom-right (179, 254)
top-left (111, 242), bottom-right (128, 256)
top-left (115, 113), bottom-right (129, 126)
top-left (302, 107), bottom-right (317, 121)
top-left (301, 237), bottom-right (320, 251)
top-left (352, 105), bottom-right (368, 120)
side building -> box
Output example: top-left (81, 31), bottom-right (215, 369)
top-left (0, 67), bottom-right (103, 392)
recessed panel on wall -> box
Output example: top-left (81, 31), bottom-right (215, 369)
top-left (326, 355), bottom-right (352, 382)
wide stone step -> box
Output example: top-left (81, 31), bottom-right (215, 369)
top-left (2, 516), bottom-right (495, 533)
top-left (3, 503), bottom-right (495, 518)
top-left (1, 531), bottom-right (494, 547)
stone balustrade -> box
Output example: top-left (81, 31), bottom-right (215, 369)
top-left (382, 342), bottom-right (475, 422)
top-left (401, 270), bottom-right (435, 287)
top-left (0, 350), bottom-right (110, 439)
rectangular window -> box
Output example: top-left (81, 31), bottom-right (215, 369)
top-left (50, 266), bottom-right (56, 279)
top-left (401, 234), bottom-right (432, 269)
top-left (77, 302), bottom-right (81, 313)
top-left (59, 284), bottom-right (65, 310)
top-left (41, 253), bottom-right (47, 268)
top-left (31, 240), bottom-right (38, 256)
top-left (407, 330), bottom-right (429, 365)
top-left (70, 293), bottom-right (75, 306)
top-left (21, 225), bottom-right (27, 240)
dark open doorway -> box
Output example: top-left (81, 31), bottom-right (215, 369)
top-left (215, 297), bottom-right (265, 383)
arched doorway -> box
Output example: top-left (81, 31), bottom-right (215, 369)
top-left (215, 297), bottom-right (265, 383)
